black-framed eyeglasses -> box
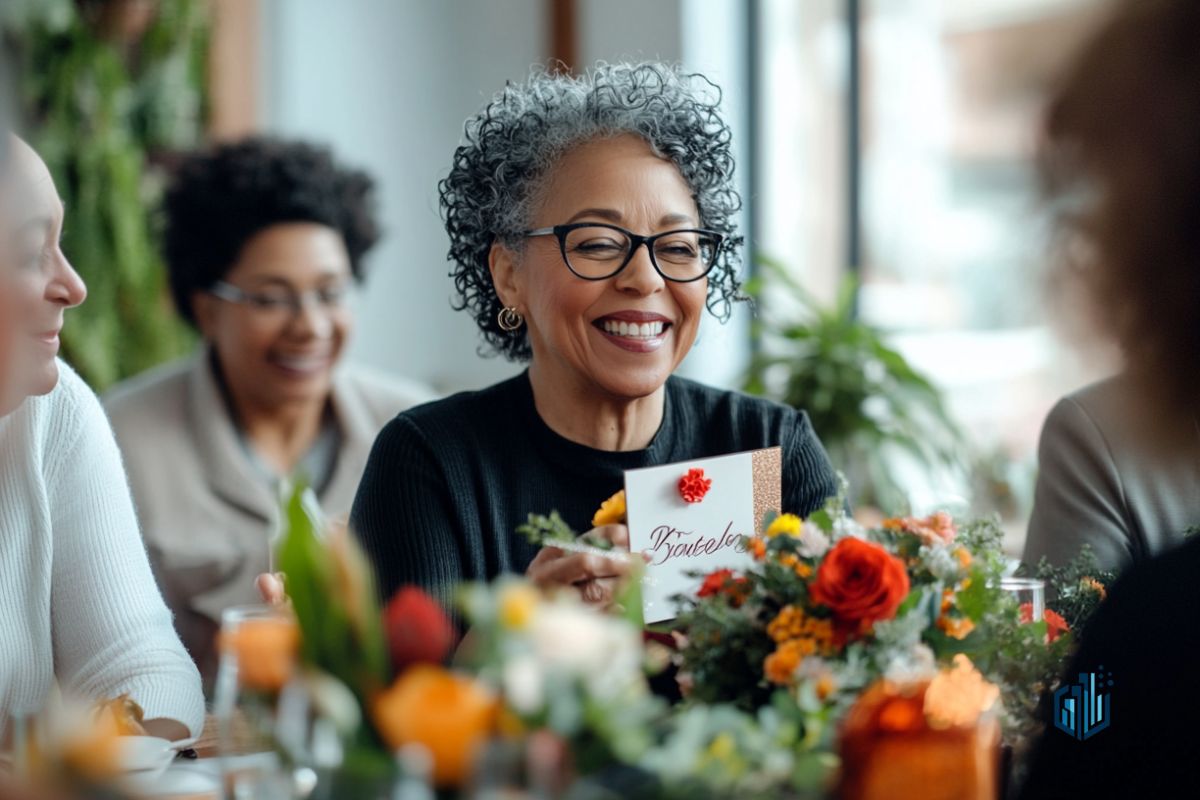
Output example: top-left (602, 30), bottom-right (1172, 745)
top-left (209, 280), bottom-right (350, 318)
top-left (523, 222), bottom-right (724, 283)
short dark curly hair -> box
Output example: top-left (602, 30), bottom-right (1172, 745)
top-left (164, 136), bottom-right (380, 326)
top-left (439, 62), bottom-right (745, 362)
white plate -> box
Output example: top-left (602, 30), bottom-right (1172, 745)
top-left (122, 762), bottom-right (221, 798)
top-left (114, 736), bottom-right (176, 777)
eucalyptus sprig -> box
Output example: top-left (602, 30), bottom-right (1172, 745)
top-left (517, 511), bottom-right (616, 551)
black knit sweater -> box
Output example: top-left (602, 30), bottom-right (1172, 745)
top-left (350, 371), bottom-right (838, 610)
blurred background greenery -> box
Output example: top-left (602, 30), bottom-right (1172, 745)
top-left (3, 0), bottom-right (207, 390)
top-left (745, 258), bottom-right (970, 514)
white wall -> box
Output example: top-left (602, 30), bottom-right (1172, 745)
top-left (261, 0), bottom-right (544, 393)
top-left (261, 0), bottom-right (750, 393)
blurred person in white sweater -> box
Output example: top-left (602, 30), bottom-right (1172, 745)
top-left (0, 133), bottom-right (204, 741)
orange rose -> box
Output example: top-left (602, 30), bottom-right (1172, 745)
top-left (809, 538), bottom-right (910, 638)
top-left (372, 665), bottom-right (497, 788)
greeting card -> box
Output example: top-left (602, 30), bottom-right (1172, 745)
top-left (625, 447), bottom-right (782, 623)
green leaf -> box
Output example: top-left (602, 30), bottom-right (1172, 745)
top-left (956, 568), bottom-right (992, 620)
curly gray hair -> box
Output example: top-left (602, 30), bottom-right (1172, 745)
top-left (439, 61), bottom-right (745, 361)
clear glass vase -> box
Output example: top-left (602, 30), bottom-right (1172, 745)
top-left (212, 604), bottom-right (298, 800)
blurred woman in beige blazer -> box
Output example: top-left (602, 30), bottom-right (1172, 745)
top-left (105, 137), bottom-right (432, 687)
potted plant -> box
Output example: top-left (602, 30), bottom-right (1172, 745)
top-left (744, 258), bottom-right (967, 513)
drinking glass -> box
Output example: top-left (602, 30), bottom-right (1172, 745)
top-left (212, 604), bottom-right (298, 800)
top-left (1000, 577), bottom-right (1045, 623)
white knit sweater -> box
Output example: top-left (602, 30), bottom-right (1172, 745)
top-left (0, 361), bottom-right (205, 737)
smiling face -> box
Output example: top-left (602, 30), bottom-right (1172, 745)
top-left (191, 222), bottom-right (353, 414)
top-left (491, 134), bottom-right (708, 402)
top-left (0, 136), bottom-right (87, 411)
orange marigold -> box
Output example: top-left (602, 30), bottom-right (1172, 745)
top-left (808, 617), bottom-right (836, 650)
top-left (1081, 576), bottom-right (1107, 600)
top-left (778, 553), bottom-right (815, 579)
top-left (764, 639), bottom-right (809, 685)
top-left (749, 536), bottom-right (767, 561)
top-left (768, 605), bottom-right (807, 643)
top-left (937, 615), bottom-right (976, 640)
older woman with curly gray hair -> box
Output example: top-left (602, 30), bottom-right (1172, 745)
top-left (351, 63), bottom-right (837, 612)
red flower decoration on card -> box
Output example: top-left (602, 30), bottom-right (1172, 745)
top-left (678, 468), bottom-right (713, 503)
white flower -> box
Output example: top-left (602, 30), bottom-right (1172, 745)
top-left (796, 655), bottom-right (834, 681)
top-left (529, 604), bottom-right (611, 670)
top-left (883, 643), bottom-right (937, 684)
top-left (798, 522), bottom-right (832, 558)
top-left (526, 601), bottom-right (645, 701)
top-left (503, 654), bottom-right (545, 714)
top-left (830, 515), bottom-right (867, 542)
top-left (873, 607), bottom-right (927, 650)
top-left (920, 543), bottom-right (963, 582)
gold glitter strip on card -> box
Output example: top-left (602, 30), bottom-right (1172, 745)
top-left (751, 447), bottom-right (783, 534)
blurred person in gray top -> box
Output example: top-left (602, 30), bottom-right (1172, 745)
top-left (1022, 0), bottom-right (1200, 576)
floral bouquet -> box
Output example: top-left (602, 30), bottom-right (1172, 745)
top-left (273, 485), bottom-right (663, 794)
top-left (455, 579), bottom-right (666, 791)
top-left (672, 492), bottom-right (1111, 766)
top-left (269, 484), bottom-right (496, 792)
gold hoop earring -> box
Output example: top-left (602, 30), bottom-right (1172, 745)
top-left (497, 306), bottom-right (524, 332)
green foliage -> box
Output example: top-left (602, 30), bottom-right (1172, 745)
top-left (1027, 545), bottom-right (1115, 631)
top-left (518, 510), bottom-right (584, 547)
top-left (744, 257), bottom-right (967, 511)
top-left (274, 482), bottom-right (391, 767)
top-left (5, 0), bottom-right (207, 389)
top-left (275, 483), bottom-right (390, 697)
top-left (677, 596), bottom-right (777, 711)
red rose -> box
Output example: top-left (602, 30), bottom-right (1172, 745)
top-left (809, 538), bottom-right (910, 637)
top-left (384, 587), bottom-right (456, 672)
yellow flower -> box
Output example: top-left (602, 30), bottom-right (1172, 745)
top-left (765, 513), bottom-right (803, 539)
top-left (592, 490), bottom-right (627, 527)
top-left (497, 583), bottom-right (539, 630)
top-left (497, 707), bottom-right (526, 738)
top-left (706, 732), bottom-right (736, 762)
top-left (953, 547), bottom-right (972, 569)
top-left (816, 674), bottom-right (837, 700)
